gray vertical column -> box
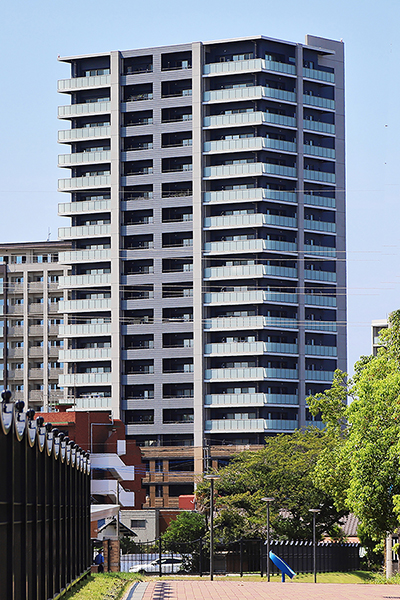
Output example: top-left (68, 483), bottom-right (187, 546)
top-left (192, 42), bottom-right (204, 477)
top-left (296, 44), bottom-right (306, 429)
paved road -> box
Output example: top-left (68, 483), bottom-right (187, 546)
top-left (127, 580), bottom-right (400, 600)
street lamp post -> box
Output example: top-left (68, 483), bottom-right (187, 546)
top-left (204, 474), bottom-right (220, 581)
top-left (261, 497), bottom-right (275, 582)
top-left (309, 509), bottom-right (320, 583)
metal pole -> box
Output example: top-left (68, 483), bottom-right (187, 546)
top-left (313, 512), bottom-right (316, 583)
top-left (267, 502), bottom-right (270, 582)
top-left (210, 478), bottom-right (214, 581)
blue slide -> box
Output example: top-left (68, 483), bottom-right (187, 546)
top-left (269, 551), bottom-right (296, 582)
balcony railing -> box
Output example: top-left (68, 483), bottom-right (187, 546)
top-left (303, 145), bottom-right (335, 159)
top-left (304, 219), bottom-right (336, 233)
top-left (59, 249), bottom-right (111, 263)
top-left (204, 264), bottom-right (297, 280)
top-left (203, 58), bottom-right (296, 76)
top-left (58, 199), bottom-right (111, 215)
top-left (58, 175), bottom-right (111, 190)
top-left (204, 290), bottom-right (298, 305)
top-left (58, 74), bottom-right (111, 91)
top-left (205, 393), bottom-right (299, 406)
top-left (204, 137), bottom-right (297, 154)
top-left (303, 67), bottom-right (335, 83)
top-left (305, 345), bottom-right (337, 356)
top-left (58, 101), bottom-right (111, 118)
top-left (204, 316), bottom-right (298, 331)
top-left (204, 162), bottom-right (297, 179)
top-left (303, 95), bottom-right (335, 109)
top-left (304, 269), bottom-right (336, 282)
top-left (305, 370), bottom-right (335, 381)
top-left (59, 348), bottom-right (111, 361)
top-left (304, 321), bottom-right (337, 332)
top-left (204, 86), bottom-right (296, 104)
top-left (303, 120), bottom-right (335, 135)
top-left (204, 111), bottom-right (296, 129)
top-left (204, 239), bottom-right (297, 254)
top-left (58, 150), bottom-right (111, 166)
top-left (204, 341), bottom-right (298, 355)
top-left (59, 372), bottom-right (111, 385)
top-left (304, 244), bottom-right (336, 257)
top-left (304, 170), bottom-right (335, 184)
top-left (59, 298), bottom-right (111, 313)
top-left (58, 224), bottom-right (111, 239)
top-left (204, 418), bottom-right (298, 432)
top-left (203, 188), bottom-right (297, 205)
top-left (204, 213), bottom-right (297, 229)
top-left (58, 126), bottom-right (111, 142)
top-left (59, 274), bottom-right (111, 287)
top-left (304, 294), bottom-right (337, 307)
top-left (59, 323), bottom-right (111, 337)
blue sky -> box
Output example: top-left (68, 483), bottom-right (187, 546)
top-left (1, 0), bottom-right (399, 372)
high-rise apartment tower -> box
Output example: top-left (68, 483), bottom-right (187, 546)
top-left (57, 34), bottom-right (346, 505)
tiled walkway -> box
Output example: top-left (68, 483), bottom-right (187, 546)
top-left (128, 580), bottom-right (400, 600)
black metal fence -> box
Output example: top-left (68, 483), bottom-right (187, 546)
top-left (0, 392), bottom-right (91, 600)
top-left (120, 537), bottom-right (360, 575)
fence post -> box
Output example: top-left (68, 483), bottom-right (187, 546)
top-left (260, 539), bottom-right (264, 577)
top-left (158, 537), bottom-right (162, 577)
top-left (239, 539), bottom-right (243, 577)
top-left (199, 538), bottom-right (203, 577)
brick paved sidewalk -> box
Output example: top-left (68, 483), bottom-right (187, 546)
top-left (129, 580), bottom-right (400, 600)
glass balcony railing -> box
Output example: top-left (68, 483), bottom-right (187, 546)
top-left (205, 393), bottom-right (299, 406)
top-left (58, 101), bottom-right (111, 118)
top-left (59, 323), bottom-right (111, 337)
top-left (264, 59), bottom-right (296, 75)
top-left (304, 321), bottom-right (337, 332)
top-left (58, 199), bottom-right (111, 215)
top-left (303, 120), bottom-right (335, 134)
top-left (304, 294), bottom-right (337, 307)
top-left (304, 244), bottom-right (336, 257)
top-left (58, 224), bottom-right (111, 239)
top-left (204, 86), bottom-right (296, 103)
top-left (59, 347), bottom-right (111, 361)
top-left (58, 249), bottom-right (111, 263)
top-left (205, 418), bottom-right (267, 432)
top-left (59, 298), bottom-right (111, 312)
top-left (203, 58), bottom-right (296, 76)
top-left (204, 111), bottom-right (296, 129)
top-left (204, 316), bottom-right (298, 331)
top-left (304, 194), bottom-right (336, 208)
top-left (58, 126), bottom-right (111, 142)
top-left (204, 137), bottom-right (296, 154)
top-left (204, 163), bottom-right (297, 179)
top-left (58, 74), bottom-right (111, 91)
top-left (59, 372), bottom-right (111, 386)
top-left (205, 367), bottom-right (298, 380)
top-left (204, 290), bottom-right (297, 305)
top-left (303, 95), bottom-right (335, 109)
top-left (204, 213), bottom-right (297, 229)
top-left (58, 175), bottom-right (111, 190)
top-left (203, 188), bottom-right (297, 205)
top-left (304, 170), bottom-right (336, 184)
top-left (304, 269), bottom-right (336, 282)
top-left (305, 370), bottom-right (335, 381)
top-left (58, 150), bottom-right (111, 166)
top-left (303, 145), bottom-right (335, 159)
top-left (304, 219), bottom-right (336, 233)
top-left (204, 264), bottom-right (297, 279)
top-left (303, 67), bottom-right (335, 83)
top-left (204, 341), bottom-right (298, 355)
top-left (264, 394), bottom-right (299, 405)
top-left (204, 239), bottom-right (297, 254)
top-left (305, 345), bottom-right (337, 356)
top-left (59, 274), bottom-right (111, 287)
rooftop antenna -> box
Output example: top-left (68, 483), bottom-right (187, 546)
top-left (47, 228), bottom-right (51, 242)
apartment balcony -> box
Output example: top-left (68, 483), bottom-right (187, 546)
top-left (59, 372), bottom-right (111, 386)
top-left (303, 120), bottom-right (335, 135)
top-left (304, 219), bottom-right (336, 233)
top-left (204, 316), bottom-right (298, 331)
top-left (49, 368), bottom-right (63, 379)
top-left (305, 370), bottom-right (335, 382)
top-left (60, 347), bottom-right (111, 361)
top-left (304, 244), bottom-right (336, 258)
top-left (7, 370), bottom-right (24, 380)
top-left (29, 304), bottom-right (44, 315)
top-left (204, 239), bottom-right (297, 255)
top-left (304, 194), bottom-right (336, 209)
top-left (204, 162), bottom-right (297, 180)
top-left (59, 396), bottom-right (112, 409)
top-left (203, 58), bottom-right (296, 76)
top-left (58, 74), bottom-right (111, 91)
top-left (204, 264), bottom-right (297, 280)
top-left (58, 101), bottom-right (111, 118)
top-left (303, 95), bottom-right (335, 110)
top-left (304, 170), bottom-right (335, 184)
top-left (58, 126), bottom-right (111, 142)
top-left (28, 368), bottom-right (45, 379)
top-left (204, 290), bottom-right (298, 306)
top-left (304, 269), bottom-right (336, 282)
top-left (28, 347), bottom-right (44, 358)
top-left (28, 326), bottom-right (44, 336)
top-left (304, 294), bottom-right (337, 307)
top-left (305, 345), bottom-right (337, 357)
top-left (8, 326), bottom-right (24, 336)
top-left (58, 224), bottom-right (111, 239)
top-left (205, 393), bottom-right (299, 407)
top-left (204, 137), bottom-right (297, 155)
top-left (48, 303), bottom-right (60, 314)
top-left (303, 145), bottom-right (335, 159)
top-left (204, 86), bottom-right (296, 104)
top-left (204, 213), bottom-right (297, 230)
top-left (304, 321), bottom-right (337, 332)
top-left (204, 418), bottom-right (298, 432)
top-left (8, 348), bottom-right (24, 359)
top-left (204, 111), bottom-right (296, 129)
top-left (58, 249), bottom-right (111, 263)
top-left (58, 150), bottom-right (111, 167)
top-left (7, 305), bottom-right (24, 315)
top-left (59, 199), bottom-right (111, 215)
top-left (59, 298), bottom-right (111, 312)
top-left (59, 323), bottom-right (111, 337)
top-left (204, 188), bottom-right (297, 205)
top-left (303, 67), bottom-right (335, 83)
top-left (58, 175), bottom-right (111, 191)
top-left (204, 341), bottom-right (298, 356)
top-left (58, 274), bottom-right (111, 288)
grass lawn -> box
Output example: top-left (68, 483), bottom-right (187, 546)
top-left (63, 573), bottom-right (142, 600)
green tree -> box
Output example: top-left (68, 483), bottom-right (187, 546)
top-left (162, 511), bottom-right (206, 551)
top-left (196, 429), bottom-right (346, 542)
top-left (308, 309), bottom-right (400, 550)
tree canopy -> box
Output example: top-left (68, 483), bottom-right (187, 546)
top-left (196, 428), bottom-right (346, 542)
top-left (162, 511), bottom-right (206, 551)
top-left (308, 309), bottom-right (400, 547)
